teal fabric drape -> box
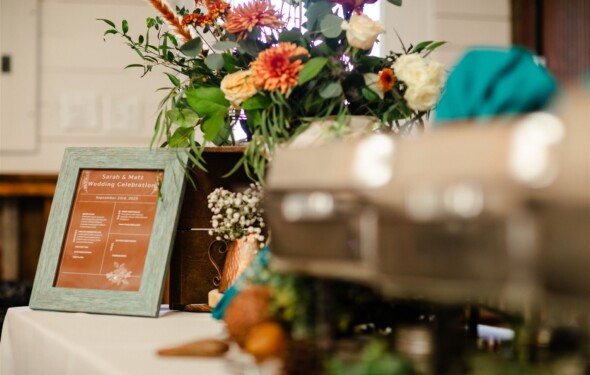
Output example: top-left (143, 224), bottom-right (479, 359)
top-left (435, 47), bottom-right (558, 124)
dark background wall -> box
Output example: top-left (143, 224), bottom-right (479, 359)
top-left (512, 0), bottom-right (590, 81)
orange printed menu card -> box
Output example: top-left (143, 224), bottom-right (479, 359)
top-left (54, 169), bottom-right (163, 291)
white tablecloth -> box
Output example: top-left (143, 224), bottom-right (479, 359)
top-left (0, 306), bottom-right (235, 375)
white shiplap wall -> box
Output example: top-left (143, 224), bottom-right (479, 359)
top-left (0, 0), bottom-right (166, 173)
top-left (0, 0), bottom-right (38, 153)
top-left (381, 0), bottom-right (511, 66)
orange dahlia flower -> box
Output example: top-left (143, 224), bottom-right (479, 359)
top-left (223, 0), bottom-right (285, 40)
top-left (250, 43), bottom-right (310, 94)
top-left (378, 68), bottom-right (395, 92)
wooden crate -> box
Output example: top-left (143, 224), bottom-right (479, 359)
top-left (169, 147), bottom-right (251, 311)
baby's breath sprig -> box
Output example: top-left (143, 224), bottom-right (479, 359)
top-left (207, 183), bottom-right (266, 247)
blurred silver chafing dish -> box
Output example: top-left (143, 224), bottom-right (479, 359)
top-left (265, 85), bottom-right (590, 311)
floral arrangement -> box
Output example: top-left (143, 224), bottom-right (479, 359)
top-left (207, 183), bottom-right (266, 244)
top-left (101, 0), bottom-right (446, 181)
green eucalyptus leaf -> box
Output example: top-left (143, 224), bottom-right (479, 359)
top-left (305, 2), bottom-right (334, 30)
top-left (212, 41), bottom-right (240, 51)
top-left (356, 56), bottom-right (383, 74)
top-left (168, 127), bottom-right (193, 147)
top-left (238, 39), bottom-right (260, 57)
top-left (222, 54), bottom-right (240, 72)
top-left (315, 42), bottom-right (334, 55)
top-left (245, 110), bottom-right (261, 128)
top-left (387, 0), bottom-right (402, 5)
top-left (97, 18), bottom-right (116, 28)
top-left (211, 121), bottom-right (233, 145)
top-left (241, 95), bottom-right (271, 110)
top-left (319, 82), bottom-right (342, 98)
top-left (202, 116), bottom-right (225, 141)
top-left (185, 87), bottom-right (230, 117)
top-left (279, 29), bottom-right (303, 43)
top-left (298, 57), bottom-right (328, 85)
top-left (362, 87), bottom-right (378, 101)
top-left (168, 108), bottom-right (200, 128)
top-left (320, 14), bottom-right (343, 39)
top-left (122, 20), bottom-right (129, 34)
top-left (180, 37), bottom-right (203, 57)
top-left (247, 28), bottom-right (262, 41)
top-left (304, 92), bottom-right (323, 113)
top-left (205, 53), bottom-right (225, 70)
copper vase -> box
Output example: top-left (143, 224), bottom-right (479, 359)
top-left (218, 235), bottom-right (259, 293)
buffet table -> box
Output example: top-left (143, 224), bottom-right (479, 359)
top-left (0, 306), bottom-right (234, 375)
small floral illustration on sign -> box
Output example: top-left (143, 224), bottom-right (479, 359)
top-left (106, 262), bottom-right (132, 286)
top-left (81, 171), bottom-right (90, 193)
top-left (151, 171), bottom-right (164, 196)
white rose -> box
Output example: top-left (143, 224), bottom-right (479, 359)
top-left (341, 14), bottom-right (384, 50)
top-left (393, 54), bottom-right (428, 87)
top-left (404, 83), bottom-right (441, 112)
top-left (220, 70), bottom-right (258, 107)
top-left (394, 54), bottom-right (446, 111)
top-left (426, 60), bottom-right (446, 87)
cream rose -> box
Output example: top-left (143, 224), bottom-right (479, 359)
top-left (404, 84), bottom-right (441, 111)
top-left (220, 70), bottom-right (258, 107)
top-left (341, 14), bottom-right (384, 50)
top-left (393, 54), bottom-right (428, 87)
top-left (394, 54), bottom-right (446, 111)
top-left (426, 60), bottom-right (446, 87)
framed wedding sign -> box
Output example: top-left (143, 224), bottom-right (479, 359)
top-left (30, 148), bottom-right (187, 317)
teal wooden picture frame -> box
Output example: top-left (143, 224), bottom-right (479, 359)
top-left (30, 148), bottom-right (188, 317)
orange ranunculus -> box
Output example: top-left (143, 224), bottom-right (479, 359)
top-left (378, 68), bottom-right (395, 92)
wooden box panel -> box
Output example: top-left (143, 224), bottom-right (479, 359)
top-left (169, 147), bottom-right (251, 310)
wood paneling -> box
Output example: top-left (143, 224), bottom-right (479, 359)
top-left (512, 0), bottom-right (590, 81)
top-left (0, 175), bottom-right (57, 280)
top-left (511, 0), bottom-right (539, 53)
top-left (0, 175), bottom-right (57, 197)
top-left (169, 148), bottom-right (252, 309)
top-left (543, 0), bottom-right (590, 81)
top-left (19, 197), bottom-right (46, 281)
